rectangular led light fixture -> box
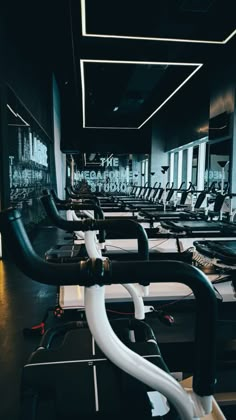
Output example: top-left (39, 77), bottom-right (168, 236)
top-left (80, 59), bottom-right (203, 129)
top-left (7, 104), bottom-right (30, 127)
top-left (81, 0), bottom-right (236, 45)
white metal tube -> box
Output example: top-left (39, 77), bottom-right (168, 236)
top-left (66, 209), bottom-right (73, 221)
top-left (66, 209), bottom-right (85, 239)
top-left (71, 210), bottom-right (82, 221)
top-left (81, 209), bottom-right (94, 219)
top-left (122, 284), bottom-right (145, 320)
top-left (142, 285), bottom-right (150, 297)
top-left (84, 232), bottom-right (145, 320)
top-left (84, 231), bottom-right (102, 258)
top-left (85, 286), bottom-right (194, 420)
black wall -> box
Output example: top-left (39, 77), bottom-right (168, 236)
top-left (209, 39), bottom-right (236, 141)
top-left (151, 36), bottom-right (236, 152)
top-left (61, 126), bottom-right (152, 154)
top-left (156, 67), bottom-right (210, 151)
top-left (0, 2), bottom-right (57, 232)
top-left (0, 1), bottom-right (54, 138)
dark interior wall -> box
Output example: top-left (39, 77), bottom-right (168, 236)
top-left (208, 39), bottom-right (236, 194)
top-left (0, 3), bottom-right (58, 234)
top-left (150, 118), bottom-right (168, 185)
top-left (0, 2), bottom-right (53, 138)
top-left (61, 126), bottom-right (152, 154)
top-left (162, 67), bottom-right (210, 151)
top-left (150, 37), bottom-right (236, 154)
top-left (209, 41), bottom-right (236, 140)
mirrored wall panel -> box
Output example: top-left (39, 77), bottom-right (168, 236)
top-left (7, 88), bottom-right (54, 229)
top-left (71, 153), bottom-right (150, 193)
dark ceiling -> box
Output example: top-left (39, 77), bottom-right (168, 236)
top-left (84, 0), bottom-right (235, 42)
top-left (2, 0), bottom-right (236, 152)
top-left (83, 61), bottom-right (198, 128)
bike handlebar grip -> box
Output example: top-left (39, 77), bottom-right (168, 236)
top-left (41, 194), bottom-right (148, 259)
top-left (65, 187), bottom-right (100, 206)
top-left (50, 189), bottom-right (72, 205)
top-left (42, 194), bottom-right (106, 242)
top-left (50, 191), bottom-right (105, 236)
top-left (0, 209), bottom-right (149, 282)
top-left (0, 208), bottom-right (87, 286)
top-left (0, 208), bottom-right (216, 397)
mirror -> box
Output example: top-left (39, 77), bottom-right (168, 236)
top-left (205, 139), bottom-right (231, 191)
top-left (72, 153), bottom-right (150, 193)
top-left (7, 87), bottom-right (53, 229)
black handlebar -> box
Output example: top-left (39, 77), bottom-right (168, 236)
top-left (178, 181), bottom-right (185, 190)
top-left (0, 207), bottom-right (217, 398)
top-left (41, 194), bottom-right (106, 243)
top-left (65, 187), bottom-right (100, 206)
top-left (41, 194), bottom-right (148, 258)
top-left (187, 181), bottom-right (195, 191)
top-left (47, 190), bottom-right (98, 208)
top-left (48, 189), bottom-right (71, 205)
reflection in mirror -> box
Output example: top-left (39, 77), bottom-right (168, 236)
top-left (71, 153), bottom-right (150, 193)
top-left (191, 146), bottom-right (199, 187)
top-left (7, 87), bottom-right (53, 229)
top-left (205, 139), bottom-right (231, 192)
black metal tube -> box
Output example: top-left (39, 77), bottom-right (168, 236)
top-left (56, 200), bottom-right (98, 209)
top-left (110, 260), bottom-right (217, 398)
top-left (41, 194), bottom-right (106, 243)
top-left (50, 189), bottom-right (72, 205)
top-left (50, 189), bottom-right (98, 207)
top-left (0, 209), bottom-right (85, 284)
top-left (0, 208), bottom-right (217, 398)
top-left (41, 195), bottom-right (149, 259)
top-left (65, 187), bottom-right (100, 206)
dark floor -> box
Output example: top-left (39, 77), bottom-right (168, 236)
top-left (1, 225), bottom-right (236, 419)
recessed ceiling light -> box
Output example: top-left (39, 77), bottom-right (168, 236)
top-left (80, 59), bottom-right (203, 129)
top-left (81, 0), bottom-right (236, 45)
top-left (113, 106), bottom-right (119, 112)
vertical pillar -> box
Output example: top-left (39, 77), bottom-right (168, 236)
top-left (70, 155), bottom-right (75, 186)
top-left (197, 142), bottom-right (206, 191)
top-left (187, 147), bottom-right (193, 185)
top-left (178, 150), bottom-right (183, 188)
top-left (169, 152), bottom-right (174, 184)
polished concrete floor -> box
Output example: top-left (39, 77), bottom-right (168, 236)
top-left (0, 226), bottom-right (59, 419)
top-left (1, 224), bottom-right (236, 419)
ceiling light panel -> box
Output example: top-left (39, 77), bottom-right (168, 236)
top-left (81, 0), bottom-right (236, 44)
top-left (80, 59), bottom-right (203, 129)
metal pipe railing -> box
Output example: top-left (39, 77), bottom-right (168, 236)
top-left (0, 207), bottom-right (217, 399)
